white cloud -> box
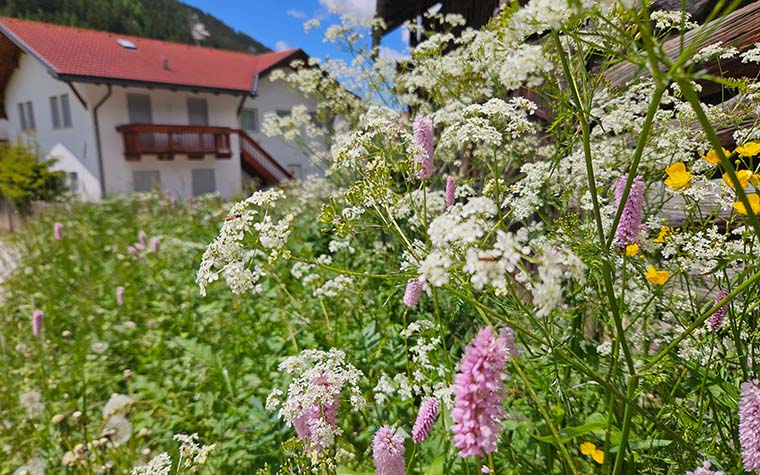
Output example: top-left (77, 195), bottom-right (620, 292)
top-left (275, 40), bottom-right (292, 51)
top-left (378, 46), bottom-right (408, 63)
top-left (286, 9), bottom-right (306, 19)
top-left (318, 0), bottom-right (375, 20)
top-left (400, 25), bottom-right (410, 43)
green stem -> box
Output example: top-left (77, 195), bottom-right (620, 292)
top-left (512, 359), bottom-right (579, 475)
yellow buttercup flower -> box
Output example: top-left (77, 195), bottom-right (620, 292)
top-left (579, 442), bottom-right (604, 464)
top-left (736, 141), bottom-right (760, 158)
top-left (753, 174), bottom-right (760, 186)
top-left (646, 266), bottom-right (670, 286)
top-left (625, 243), bottom-right (639, 256)
top-left (653, 226), bottom-right (671, 243)
top-left (703, 147), bottom-right (729, 165)
top-left (723, 170), bottom-right (754, 189)
top-left (733, 193), bottom-right (760, 216)
top-left (664, 162), bottom-right (691, 190)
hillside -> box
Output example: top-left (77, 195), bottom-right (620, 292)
top-left (0, 0), bottom-right (270, 54)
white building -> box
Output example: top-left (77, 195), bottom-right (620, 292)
top-left (0, 17), bottom-right (320, 201)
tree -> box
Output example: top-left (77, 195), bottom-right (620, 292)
top-left (0, 141), bottom-right (66, 214)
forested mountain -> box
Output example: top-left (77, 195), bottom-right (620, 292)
top-left (0, 0), bottom-right (270, 54)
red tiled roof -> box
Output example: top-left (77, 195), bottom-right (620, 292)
top-left (0, 17), bottom-right (305, 94)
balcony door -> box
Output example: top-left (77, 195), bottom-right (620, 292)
top-left (127, 93), bottom-right (154, 149)
top-left (187, 98), bottom-right (210, 154)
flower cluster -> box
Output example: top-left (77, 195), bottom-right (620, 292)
top-left (451, 327), bottom-right (511, 457)
top-left (267, 348), bottom-right (365, 452)
top-left (197, 189), bottom-right (290, 296)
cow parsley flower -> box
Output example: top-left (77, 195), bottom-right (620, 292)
top-left (197, 189), bottom-right (289, 296)
top-left (131, 453), bottom-right (171, 475)
top-left (269, 348), bottom-right (365, 452)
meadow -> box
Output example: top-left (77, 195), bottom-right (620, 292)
top-left (6, 1), bottom-right (760, 474)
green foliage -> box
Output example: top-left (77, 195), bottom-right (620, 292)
top-left (0, 0), bottom-right (270, 53)
top-left (0, 141), bottom-right (65, 212)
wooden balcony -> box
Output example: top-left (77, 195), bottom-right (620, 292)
top-left (116, 123), bottom-right (233, 161)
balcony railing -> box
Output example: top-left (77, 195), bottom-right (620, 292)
top-left (235, 129), bottom-right (293, 184)
top-left (116, 124), bottom-right (233, 160)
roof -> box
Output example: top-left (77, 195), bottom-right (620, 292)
top-left (0, 17), bottom-right (307, 94)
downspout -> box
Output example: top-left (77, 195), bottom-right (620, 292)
top-left (92, 85), bottom-right (112, 198)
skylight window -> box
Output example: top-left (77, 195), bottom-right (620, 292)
top-left (115, 38), bottom-right (137, 50)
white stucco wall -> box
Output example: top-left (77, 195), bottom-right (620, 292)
top-left (242, 77), bottom-right (323, 179)
top-left (81, 84), bottom-right (244, 200)
top-left (4, 54), bottom-right (321, 202)
top-left (5, 54), bottom-right (100, 199)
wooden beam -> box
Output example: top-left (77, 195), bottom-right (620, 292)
top-left (605, 1), bottom-right (760, 97)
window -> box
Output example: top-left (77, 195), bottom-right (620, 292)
top-left (192, 169), bottom-right (216, 196)
top-left (133, 170), bottom-right (160, 192)
top-left (50, 94), bottom-right (72, 129)
top-left (187, 97), bottom-right (209, 126)
top-left (66, 172), bottom-right (79, 192)
top-left (275, 110), bottom-right (289, 118)
top-left (18, 101), bottom-right (35, 131)
top-left (127, 93), bottom-right (152, 124)
top-left (240, 108), bottom-right (258, 132)
top-left (286, 163), bottom-right (303, 180)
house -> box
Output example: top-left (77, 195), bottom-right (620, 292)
top-left (0, 17), bottom-right (321, 201)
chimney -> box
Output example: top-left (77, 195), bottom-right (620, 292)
top-left (163, 56), bottom-right (170, 71)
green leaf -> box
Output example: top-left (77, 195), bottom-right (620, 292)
top-left (531, 413), bottom-right (611, 443)
top-left (425, 455), bottom-right (445, 475)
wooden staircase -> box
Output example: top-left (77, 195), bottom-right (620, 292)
top-left (235, 129), bottom-right (293, 186)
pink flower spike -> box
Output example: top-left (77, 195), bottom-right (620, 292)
top-left (372, 425), bottom-right (406, 475)
top-left (451, 327), bottom-right (509, 457)
top-left (403, 279), bottom-right (423, 307)
top-left (445, 176), bottom-right (456, 208)
top-left (150, 237), bottom-right (160, 253)
top-left (116, 286), bottom-right (125, 306)
top-left (686, 460), bottom-right (724, 475)
top-left (708, 290), bottom-right (730, 332)
top-left (412, 397), bottom-right (440, 443)
top-left (740, 380), bottom-right (760, 473)
top-left (413, 116), bottom-right (434, 180)
top-left (138, 230), bottom-right (147, 246)
top-left (613, 174), bottom-right (644, 247)
top-left (32, 310), bottom-right (43, 337)
top-left (53, 222), bottom-right (63, 241)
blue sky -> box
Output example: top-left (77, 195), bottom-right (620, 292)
top-left (182, 0), bottom-right (408, 61)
